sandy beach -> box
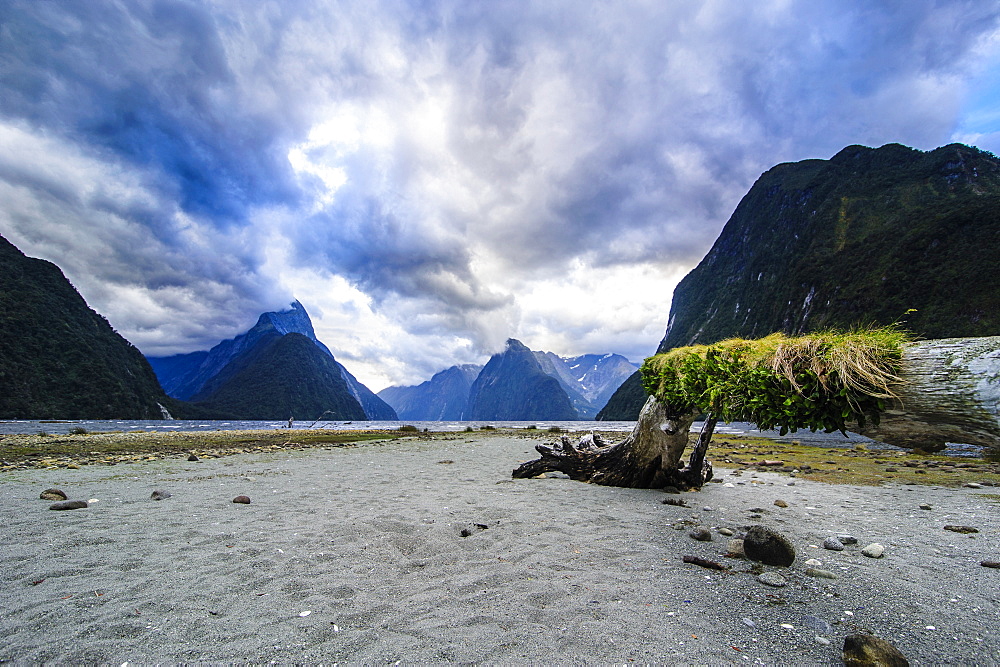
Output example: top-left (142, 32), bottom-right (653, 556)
top-left (1, 431), bottom-right (998, 665)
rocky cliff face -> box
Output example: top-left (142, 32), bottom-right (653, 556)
top-left (191, 332), bottom-right (368, 421)
top-left (533, 352), bottom-right (638, 419)
top-left (377, 364), bottom-right (482, 420)
top-left (599, 142), bottom-right (1000, 420)
top-left (466, 339), bottom-right (578, 421)
top-left (0, 234), bottom-right (170, 419)
top-left (148, 301), bottom-right (397, 420)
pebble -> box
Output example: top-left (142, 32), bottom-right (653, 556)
top-left (964, 482), bottom-right (982, 489)
top-left (40, 488), bottom-right (68, 501)
top-left (743, 525), bottom-right (795, 566)
top-left (188, 454), bottom-right (199, 461)
top-left (726, 539), bottom-right (745, 558)
top-left (150, 490), bottom-right (172, 501)
top-left (232, 495), bottom-right (251, 504)
top-left (837, 534), bottom-right (858, 545)
top-left (943, 525), bottom-right (978, 534)
top-left (806, 567), bottom-right (839, 579)
top-left (823, 537), bottom-right (845, 551)
top-left (861, 543), bottom-right (885, 558)
top-left (717, 528), bottom-right (734, 536)
top-left (49, 500), bottom-right (88, 510)
top-left (688, 527), bottom-right (713, 542)
top-left (815, 636), bottom-right (831, 646)
top-left (980, 560), bottom-right (1000, 568)
top-left (742, 618), bottom-right (756, 628)
top-left (843, 633), bottom-right (909, 666)
top-left (919, 503), bottom-right (933, 510)
top-left (702, 506), bottom-right (713, 512)
top-left (757, 572), bottom-right (787, 587)
top-left (774, 499), bottom-right (788, 507)
top-left (802, 614), bottom-right (833, 635)
top-left (804, 558), bottom-right (823, 567)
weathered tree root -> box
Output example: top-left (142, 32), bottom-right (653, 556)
top-left (512, 396), bottom-right (712, 490)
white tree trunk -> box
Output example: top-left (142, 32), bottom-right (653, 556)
top-left (859, 336), bottom-right (1000, 451)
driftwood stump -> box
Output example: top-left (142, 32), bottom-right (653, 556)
top-left (512, 396), bottom-right (709, 489)
top-left (513, 336), bottom-right (1000, 490)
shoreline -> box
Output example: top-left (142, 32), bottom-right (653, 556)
top-left (1, 431), bottom-right (998, 663)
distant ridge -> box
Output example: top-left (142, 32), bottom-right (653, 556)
top-left (0, 233), bottom-right (170, 419)
top-left (378, 344), bottom-right (637, 421)
top-left (599, 142), bottom-right (1000, 420)
top-left (148, 301), bottom-right (397, 420)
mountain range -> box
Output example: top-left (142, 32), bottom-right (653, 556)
top-left (599, 142), bottom-right (1000, 419)
top-left (0, 233), bottom-right (173, 419)
top-left (378, 339), bottom-right (637, 421)
top-left (147, 301), bottom-right (397, 421)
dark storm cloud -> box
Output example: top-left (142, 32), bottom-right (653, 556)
top-left (0, 0), bottom-right (998, 386)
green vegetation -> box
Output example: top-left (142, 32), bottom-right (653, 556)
top-left (601, 143), bottom-right (1000, 420)
top-left (0, 234), bottom-right (171, 419)
top-left (398, 424), bottom-right (419, 432)
top-left (192, 333), bottom-right (367, 420)
top-left (641, 328), bottom-right (909, 435)
top-left (0, 429), bottom-right (416, 470)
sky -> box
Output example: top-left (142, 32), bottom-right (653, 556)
top-left (2, 1), bottom-right (1000, 392)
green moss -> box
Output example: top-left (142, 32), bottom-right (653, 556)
top-left (641, 327), bottom-right (908, 435)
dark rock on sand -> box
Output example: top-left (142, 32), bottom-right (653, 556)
top-left (232, 495), bottom-right (251, 504)
top-left (980, 560), bottom-right (1000, 569)
top-left (837, 534), bottom-right (858, 545)
top-left (151, 490), bottom-right (172, 501)
top-left (823, 537), bottom-right (845, 551)
top-left (756, 571), bottom-right (786, 587)
top-left (944, 525), bottom-right (978, 534)
top-left (188, 454), bottom-right (199, 461)
top-left (843, 633), bottom-right (909, 666)
top-left (40, 489), bottom-right (67, 501)
top-left (49, 500), bottom-right (88, 510)
top-left (688, 526), bottom-right (713, 541)
top-left (743, 526), bottom-right (795, 566)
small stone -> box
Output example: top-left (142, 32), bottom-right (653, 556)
top-left (688, 526), bottom-right (713, 542)
top-left (804, 558), bottom-right (822, 567)
top-left (861, 543), bottom-right (885, 558)
top-left (774, 499), bottom-right (788, 508)
top-left (919, 503), bottom-right (933, 510)
top-left (823, 537), bottom-right (845, 551)
top-left (802, 614), bottom-right (833, 635)
top-left (232, 495), bottom-right (251, 504)
top-left (702, 506), bottom-right (713, 512)
top-left (816, 636), bottom-right (832, 646)
top-left (843, 633), bottom-right (909, 667)
top-left (806, 567), bottom-right (839, 579)
top-left (757, 571), bottom-right (787, 587)
top-left (964, 482), bottom-right (982, 489)
top-left (980, 560), bottom-right (1000, 568)
top-left (662, 486), bottom-right (680, 494)
top-left (49, 500), bottom-right (88, 510)
top-left (742, 617), bottom-right (756, 628)
top-left (40, 488), bottom-right (68, 501)
top-left (726, 538), bottom-right (745, 558)
top-left (188, 454), bottom-right (199, 461)
top-left (717, 527), bottom-right (734, 536)
top-left (943, 525), bottom-right (978, 534)
top-left (150, 490), bottom-right (172, 501)
top-left (743, 526), bottom-right (795, 566)
top-left (837, 534), bottom-right (858, 545)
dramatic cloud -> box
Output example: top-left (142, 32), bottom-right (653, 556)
top-left (1, 0), bottom-right (998, 389)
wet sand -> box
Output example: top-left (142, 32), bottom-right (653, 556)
top-left (1, 432), bottom-right (998, 664)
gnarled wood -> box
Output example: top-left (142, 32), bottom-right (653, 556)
top-left (514, 336), bottom-right (1000, 491)
top-left (859, 336), bottom-right (1000, 451)
top-left (512, 395), bottom-right (707, 489)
